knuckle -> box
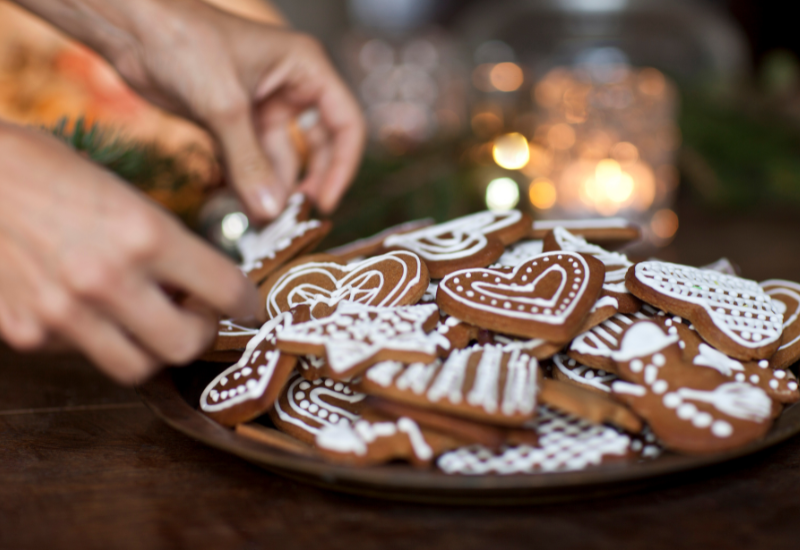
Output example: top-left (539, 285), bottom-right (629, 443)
top-left (205, 89), bottom-right (250, 125)
top-left (61, 256), bottom-right (119, 300)
top-left (117, 209), bottom-right (163, 261)
top-left (37, 288), bottom-right (79, 329)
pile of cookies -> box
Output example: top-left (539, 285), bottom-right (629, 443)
top-left (198, 193), bottom-right (800, 474)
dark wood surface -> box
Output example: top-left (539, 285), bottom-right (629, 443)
top-left (2, 201), bottom-right (800, 550)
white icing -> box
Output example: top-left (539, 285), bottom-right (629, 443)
top-left (237, 193), bottom-right (321, 273)
top-left (439, 252), bottom-right (591, 325)
top-left (693, 343), bottom-right (745, 376)
top-left (760, 280), bottom-right (800, 352)
top-left (265, 251), bottom-right (424, 318)
top-left (492, 240), bottom-right (544, 267)
top-left (437, 406), bottom-right (632, 474)
top-left (551, 227), bottom-right (632, 295)
top-left (569, 311), bottom-right (649, 357)
top-left (315, 421), bottom-right (368, 455)
top-left (611, 381), bottom-right (647, 396)
top-left (591, 295), bottom-right (619, 313)
top-left (200, 312), bottom-right (293, 413)
top-left (611, 322), bottom-right (679, 362)
top-left (315, 416), bottom-right (434, 461)
top-left (383, 210), bottom-right (522, 261)
top-left (676, 383), bottom-right (772, 423)
top-left (702, 258), bottom-right (738, 276)
top-left (273, 375), bottom-right (365, 435)
top-left (278, 302), bottom-right (439, 375)
top-left (365, 361), bottom-right (404, 387)
top-left (217, 319), bottom-right (260, 338)
top-left (533, 218), bottom-right (631, 230)
top-left (553, 354), bottom-right (616, 392)
top-left (397, 417), bottom-right (433, 460)
top-left (634, 261), bottom-right (782, 349)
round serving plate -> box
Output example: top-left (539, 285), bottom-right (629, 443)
top-left (137, 361), bottom-right (800, 505)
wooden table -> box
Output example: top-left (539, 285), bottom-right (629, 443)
top-left (2, 201), bottom-right (800, 549)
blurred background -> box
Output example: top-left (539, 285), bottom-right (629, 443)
top-left (2, 0), bottom-right (800, 256)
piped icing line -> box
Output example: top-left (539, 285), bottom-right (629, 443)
top-left (237, 193), bottom-right (321, 273)
top-left (217, 319), bottom-right (260, 338)
top-left (265, 251), bottom-right (424, 319)
top-left (534, 217), bottom-right (632, 230)
top-left (383, 210), bottom-right (522, 261)
top-left (760, 279), bottom-right (800, 352)
top-left (273, 375), bottom-right (365, 436)
top-left (569, 311), bottom-right (650, 357)
top-left (278, 302), bottom-right (440, 376)
top-left (200, 312), bottom-right (293, 413)
top-left (550, 227), bottom-right (632, 294)
top-left (552, 354), bottom-right (617, 393)
top-left (436, 406), bottom-right (632, 475)
top-left (315, 416), bottom-right (434, 461)
top-left (633, 261), bottom-right (783, 349)
top-left (439, 252), bottom-right (591, 325)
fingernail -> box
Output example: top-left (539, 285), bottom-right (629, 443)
top-left (257, 188), bottom-right (280, 219)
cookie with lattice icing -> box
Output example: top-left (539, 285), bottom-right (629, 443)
top-left (199, 307), bottom-right (310, 426)
top-left (666, 316), bottom-right (799, 405)
top-left (436, 405), bottom-right (636, 474)
top-left (324, 218), bottom-right (435, 261)
top-left (269, 373), bottom-right (366, 445)
top-left (358, 343), bottom-right (540, 427)
top-left (529, 218), bottom-right (640, 245)
top-left (314, 408), bottom-right (465, 467)
top-left (567, 310), bottom-right (653, 372)
top-left (277, 303), bottom-right (441, 381)
top-left (760, 279), bottom-right (800, 370)
top-left (610, 320), bottom-right (774, 454)
top-left (237, 193), bottom-right (332, 284)
top-left (261, 250), bottom-right (429, 320)
top-left (436, 252), bottom-right (605, 342)
top-left (551, 354), bottom-right (619, 395)
top-left (538, 378), bottom-right (642, 433)
top-left (382, 210), bottom-right (531, 278)
top-left (625, 261), bottom-right (783, 361)
top-left (543, 227), bottom-right (641, 313)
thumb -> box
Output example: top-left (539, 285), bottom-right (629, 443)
top-left (211, 107), bottom-right (288, 221)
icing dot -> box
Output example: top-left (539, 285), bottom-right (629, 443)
top-left (735, 373), bottom-right (746, 382)
top-left (491, 300), bottom-right (498, 306)
top-left (467, 291), bottom-right (475, 297)
top-left (526, 268), bottom-right (532, 273)
top-left (466, 273), bottom-right (471, 278)
top-left (770, 380), bottom-right (780, 390)
top-left (518, 305), bottom-right (525, 311)
top-left (480, 296), bottom-right (486, 301)
top-left (495, 278), bottom-right (501, 283)
top-left (652, 380), bottom-right (668, 394)
top-left (789, 382), bottom-right (798, 391)
top-left (295, 391), bottom-right (305, 401)
top-left (652, 353), bottom-right (666, 367)
top-left (679, 341), bottom-right (686, 349)
top-left (630, 359), bottom-right (644, 373)
top-left (454, 278), bottom-right (460, 284)
top-left (692, 412), bottom-right (713, 428)
top-left (308, 403), bottom-right (319, 413)
top-left (711, 420), bottom-right (733, 438)
top-left (569, 292), bottom-right (575, 298)
top-left (677, 403), bottom-right (697, 419)
top-left (220, 391), bottom-right (228, 400)
top-left (750, 374), bottom-right (760, 384)
top-left (318, 409), bottom-right (329, 419)
top-left (300, 400), bottom-right (310, 409)
top-left (759, 360), bottom-right (769, 369)
top-left (544, 257), bottom-right (550, 262)
top-left (775, 370), bottom-right (786, 379)
top-left (241, 367), bottom-right (252, 376)
top-left (457, 286), bottom-right (464, 292)
top-left (329, 413), bottom-right (340, 423)
top-left (521, 276), bottom-right (528, 282)
top-left (572, 284), bottom-right (579, 290)
top-left (313, 379), bottom-right (323, 386)
top-left (299, 382), bottom-right (311, 390)
top-left (663, 393), bottom-right (681, 408)
top-left (334, 382), bottom-right (344, 391)
top-left (503, 302), bottom-right (511, 309)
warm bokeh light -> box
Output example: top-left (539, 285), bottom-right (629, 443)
top-left (651, 208), bottom-right (679, 239)
top-left (489, 62), bottom-right (524, 92)
top-left (529, 178), bottom-right (557, 210)
top-left (547, 123), bottom-right (576, 150)
top-left (522, 143), bottom-right (552, 177)
top-left (493, 132), bottom-right (530, 170)
top-left (471, 111), bottom-right (503, 138)
top-left (611, 141), bottom-right (639, 163)
top-left (638, 68), bottom-right (666, 97)
top-left (471, 63), bottom-right (495, 93)
top-left (486, 177), bottom-right (520, 211)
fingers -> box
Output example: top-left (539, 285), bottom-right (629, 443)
top-left (207, 99), bottom-right (288, 222)
top-left (97, 275), bottom-right (218, 366)
top-left (149, 216), bottom-right (260, 320)
top-left (257, 101), bottom-right (301, 192)
top-left (298, 122), bottom-right (333, 200)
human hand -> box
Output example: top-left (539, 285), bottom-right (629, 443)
top-left (0, 122), bottom-right (258, 384)
top-left (108, 0), bottom-right (366, 221)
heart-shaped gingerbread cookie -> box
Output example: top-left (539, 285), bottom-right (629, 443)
top-left (261, 250), bottom-right (429, 319)
top-left (436, 252), bottom-right (605, 342)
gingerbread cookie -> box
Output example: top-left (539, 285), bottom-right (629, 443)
top-left (492, 240), bottom-right (544, 267)
top-left (568, 310), bottom-right (653, 372)
top-left (576, 293), bottom-right (623, 334)
top-left (551, 354), bottom-right (618, 395)
top-left (199, 308), bottom-right (309, 426)
top-left (437, 406), bottom-right (636, 474)
top-left (543, 227), bottom-right (640, 313)
top-left (433, 316), bottom-right (481, 357)
top-left (538, 378), bottom-right (642, 433)
top-left (382, 210), bottom-right (531, 278)
top-left (491, 334), bottom-right (563, 360)
top-left (529, 217), bottom-right (640, 245)
top-left (277, 303), bottom-right (441, 380)
top-left (626, 261), bottom-right (783, 360)
top-left (269, 373), bottom-right (366, 445)
top-left (668, 317), bottom-right (799, 405)
top-left (211, 318), bottom-right (260, 351)
top-left (314, 409), bottom-right (464, 467)
top-left (359, 343), bottom-right (540, 427)
top-left (297, 354), bottom-right (326, 381)
top-left (324, 218), bottom-right (435, 261)
top-left (760, 279), bottom-right (800, 369)
top-left (261, 250), bottom-right (429, 320)
top-left (610, 320), bottom-right (774, 454)
top-left (436, 252), bottom-right (605, 342)
top-left (237, 193), bottom-right (331, 284)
